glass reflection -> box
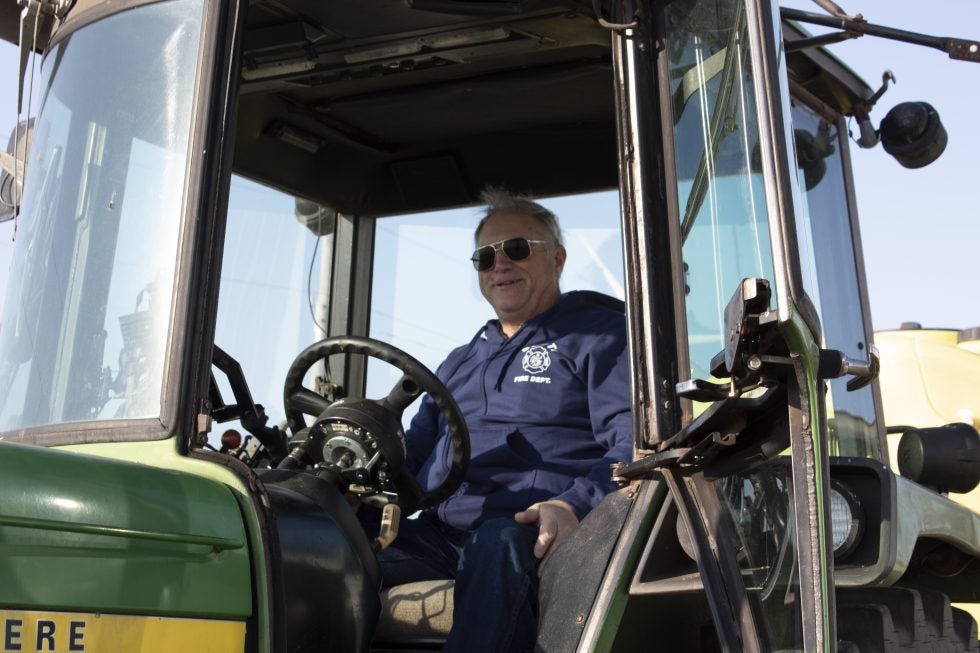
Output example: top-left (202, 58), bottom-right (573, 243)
top-left (0, 0), bottom-right (204, 431)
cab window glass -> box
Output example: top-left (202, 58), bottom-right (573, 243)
top-left (791, 104), bottom-right (880, 458)
top-left (663, 1), bottom-right (801, 648)
top-left (0, 1), bottom-right (204, 431)
top-left (664, 0), bottom-right (777, 381)
top-left (212, 175), bottom-right (333, 439)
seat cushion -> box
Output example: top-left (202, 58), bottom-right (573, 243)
top-left (375, 579), bottom-right (455, 645)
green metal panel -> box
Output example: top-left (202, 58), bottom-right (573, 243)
top-left (590, 481), bottom-right (667, 653)
top-left (888, 475), bottom-right (980, 587)
top-left (0, 441), bottom-right (251, 618)
top-left (780, 308), bottom-right (834, 651)
top-left (62, 438), bottom-right (273, 653)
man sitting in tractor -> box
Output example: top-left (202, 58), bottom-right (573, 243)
top-left (377, 188), bottom-right (633, 652)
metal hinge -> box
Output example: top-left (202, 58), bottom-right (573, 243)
top-left (196, 402), bottom-right (213, 448)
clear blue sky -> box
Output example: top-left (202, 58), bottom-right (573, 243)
top-left (0, 3), bottom-right (977, 331)
top-left (781, 0), bottom-right (980, 331)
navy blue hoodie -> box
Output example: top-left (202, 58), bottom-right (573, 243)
top-left (405, 290), bottom-right (633, 531)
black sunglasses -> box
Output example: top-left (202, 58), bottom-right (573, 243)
top-left (470, 237), bottom-right (551, 272)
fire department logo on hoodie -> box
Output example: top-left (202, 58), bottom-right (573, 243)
top-left (514, 343), bottom-right (559, 384)
top-left (522, 345), bottom-right (551, 374)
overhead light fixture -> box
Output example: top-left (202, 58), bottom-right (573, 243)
top-left (344, 42), bottom-right (424, 65)
top-left (242, 58), bottom-right (317, 82)
top-left (426, 27), bottom-right (510, 49)
top-left (343, 27), bottom-right (510, 65)
top-left (266, 121), bottom-right (324, 154)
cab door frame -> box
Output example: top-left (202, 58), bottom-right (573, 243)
top-left (611, 0), bottom-right (837, 650)
top-left (609, 0), bottom-right (765, 649)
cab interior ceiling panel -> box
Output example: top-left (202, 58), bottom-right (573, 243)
top-left (235, 0), bottom-right (618, 215)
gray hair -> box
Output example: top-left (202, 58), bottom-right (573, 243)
top-left (475, 187), bottom-right (564, 247)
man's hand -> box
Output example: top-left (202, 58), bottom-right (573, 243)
top-left (514, 499), bottom-right (579, 575)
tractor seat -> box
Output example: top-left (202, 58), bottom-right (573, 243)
top-left (371, 490), bottom-right (632, 651)
top-left (374, 579), bottom-right (455, 647)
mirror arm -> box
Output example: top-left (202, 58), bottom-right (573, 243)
top-left (780, 7), bottom-right (980, 63)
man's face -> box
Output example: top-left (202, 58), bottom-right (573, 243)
top-left (476, 211), bottom-right (566, 332)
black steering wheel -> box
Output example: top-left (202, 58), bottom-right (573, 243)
top-left (280, 335), bottom-right (469, 513)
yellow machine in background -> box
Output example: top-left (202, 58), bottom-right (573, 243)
top-left (877, 324), bottom-right (980, 628)
top-left (878, 324), bottom-right (980, 510)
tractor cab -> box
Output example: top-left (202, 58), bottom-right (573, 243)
top-left (0, 1), bottom-right (978, 651)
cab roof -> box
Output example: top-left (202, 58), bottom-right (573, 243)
top-left (2, 0), bottom-right (872, 216)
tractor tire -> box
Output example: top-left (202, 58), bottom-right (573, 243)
top-left (837, 587), bottom-right (978, 652)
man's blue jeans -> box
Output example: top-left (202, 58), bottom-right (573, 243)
top-left (377, 513), bottom-right (540, 653)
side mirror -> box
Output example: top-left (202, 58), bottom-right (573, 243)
top-left (879, 101), bottom-right (948, 169)
top-left (0, 119), bottom-right (33, 223)
top-left (295, 198), bottom-right (337, 237)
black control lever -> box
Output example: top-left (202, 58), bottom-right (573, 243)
top-left (212, 345), bottom-right (289, 462)
top-left (634, 278), bottom-right (791, 477)
top-left (722, 278), bottom-right (772, 378)
top-left (678, 278), bottom-right (779, 403)
top-left (676, 378), bottom-right (730, 403)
